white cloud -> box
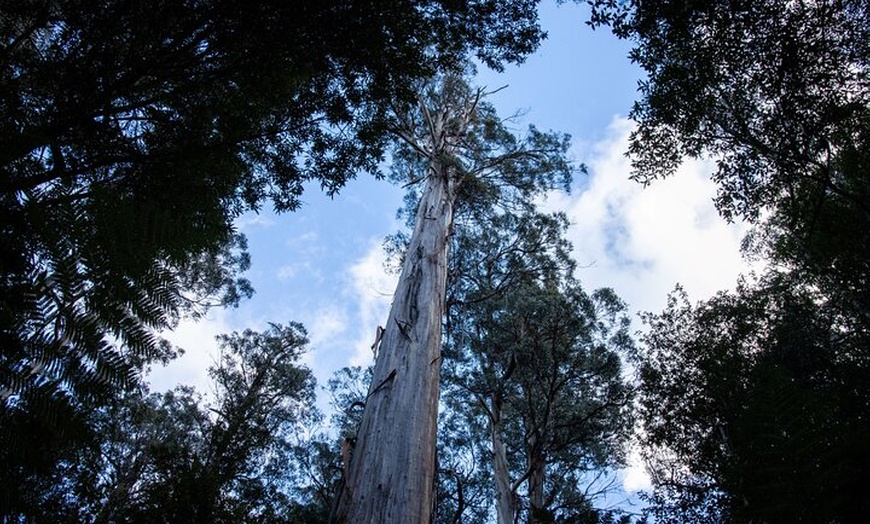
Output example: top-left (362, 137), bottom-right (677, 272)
top-left (286, 230), bottom-right (324, 255)
top-left (276, 262), bottom-right (321, 282)
top-left (275, 259), bottom-right (323, 284)
top-left (303, 305), bottom-right (349, 373)
top-left (546, 117), bottom-right (756, 494)
top-left (235, 211), bottom-right (276, 230)
top-left (346, 240), bottom-right (399, 366)
top-left (308, 307), bottom-right (348, 347)
top-left (276, 264), bottom-right (298, 281)
top-left (147, 309), bottom-right (234, 396)
top-left (548, 117), bottom-right (752, 317)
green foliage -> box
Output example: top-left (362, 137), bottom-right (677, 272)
top-left (437, 189), bottom-right (635, 522)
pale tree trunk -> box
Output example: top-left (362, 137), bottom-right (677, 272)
top-left (332, 171), bottom-right (454, 523)
top-left (526, 433), bottom-right (547, 524)
top-left (332, 90), bottom-right (473, 522)
top-left (490, 393), bottom-right (517, 524)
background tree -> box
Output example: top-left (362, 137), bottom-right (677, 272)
top-left (435, 388), bottom-right (494, 524)
top-left (636, 278), bottom-right (870, 523)
top-left (1, 322), bottom-right (317, 522)
top-left (280, 366), bottom-right (375, 524)
top-left (510, 283), bottom-right (633, 524)
top-left (435, 208), bottom-right (579, 524)
top-left (445, 274), bottom-right (634, 524)
top-left (420, 172), bottom-right (634, 524)
top-left (0, 0), bottom-right (551, 493)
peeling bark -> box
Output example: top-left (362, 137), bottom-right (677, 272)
top-left (332, 112), bottom-right (464, 523)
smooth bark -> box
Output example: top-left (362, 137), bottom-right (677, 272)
top-left (525, 430), bottom-right (547, 524)
top-left (490, 393), bottom-right (517, 524)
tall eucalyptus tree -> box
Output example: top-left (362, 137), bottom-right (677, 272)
top-left (332, 74), bottom-right (573, 523)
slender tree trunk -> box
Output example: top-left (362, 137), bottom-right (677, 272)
top-left (490, 393), bottom-right (517, 524)
top-left (527, 433), bottom-right (546, 524)
top-left (332, 157), bottom-right (458, 523)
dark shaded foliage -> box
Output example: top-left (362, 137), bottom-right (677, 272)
top-left (2, 322), bottom-right (317, 523)
top-left (0, 0), bottom-right (550, 509)
top-left (587, 3), bottom-right (870, 520)
top-left (637, 279), bottom-right (870, 523)
top-left (587, 0), bottom-right (870, 323)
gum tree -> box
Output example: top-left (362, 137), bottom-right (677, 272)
top-left (332, 74), bottom-right (573, 523)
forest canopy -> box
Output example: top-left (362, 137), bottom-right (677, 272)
top-left (3, 0), bottom-right (870, 522)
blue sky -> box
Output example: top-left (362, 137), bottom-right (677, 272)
top-left (147, 0), bottom-right (755, 498)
